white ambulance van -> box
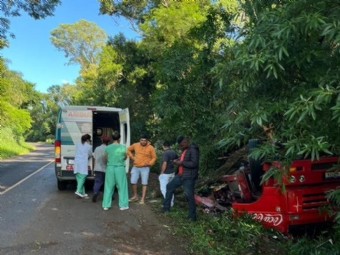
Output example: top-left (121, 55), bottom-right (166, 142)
top-left (54, 106), bottom-right (130, 190)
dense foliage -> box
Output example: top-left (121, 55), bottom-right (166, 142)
top-left (219, 0), bottom-right (340, 162)
top-left (0, 59), bottom-right (34, 138)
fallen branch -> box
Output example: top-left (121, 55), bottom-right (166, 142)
top-left (196, 146), bottom-right (248, 189)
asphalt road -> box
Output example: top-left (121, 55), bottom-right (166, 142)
top-left (0, 143), bottom-right (188, 255)
top-left (0, 143), bottom-right (53, 192)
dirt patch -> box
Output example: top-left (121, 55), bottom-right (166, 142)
top-left (93, 219), bottom-right (188, 255)
top-left (85, 172), bottom-right (190, 255)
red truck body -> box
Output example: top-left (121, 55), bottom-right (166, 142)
top-left (195, 156), bottom-right (340, 233)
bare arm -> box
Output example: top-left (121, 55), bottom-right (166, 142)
top-left (161, 161), bottom-right (167, 174)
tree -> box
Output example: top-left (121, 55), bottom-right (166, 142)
top-left (26, 83), bottom-right (80, 142)
top-left (91, 43), bottom-right (123, 105)
top-left (98, 34), bottom-right (157, 141)
top-left (218, 0), bottom-right (340, 161)
top-left (50, 19), bottom-right (108, 106)
top-left (0, 0), bottom-right (61, 45)
top-left (50, 19), bottom-right (108, 70)
top-left (0, 59), bottom-right (33, 139)
top-left (99, 0), bottom-right (151, 33)
top-left (97, 0), bottom-right (241, 172)
top-left (147, 1), bottom-right (239, 173)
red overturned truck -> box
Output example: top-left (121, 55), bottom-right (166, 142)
top-left (195, 139), bottom-right (340, 234)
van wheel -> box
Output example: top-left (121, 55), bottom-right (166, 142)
top-left (57, 180), bottom-right (67, 190)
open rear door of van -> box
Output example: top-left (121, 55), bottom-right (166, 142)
top-left (119, 108), bottom-right (130, 173)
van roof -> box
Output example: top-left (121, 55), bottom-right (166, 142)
top-left (60, 106), bottom-right (123, 111)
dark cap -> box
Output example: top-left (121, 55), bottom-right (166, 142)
top-left (102, 136), bottom-right (110, 142)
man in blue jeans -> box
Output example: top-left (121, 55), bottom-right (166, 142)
top-left (160, 136), bottom-right (200, 221)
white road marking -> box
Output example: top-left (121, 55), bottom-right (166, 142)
top-left (0, 161), bottom-right (53, 195)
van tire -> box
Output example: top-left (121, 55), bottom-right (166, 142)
top-left (57, 180), bottom-right (67, 190)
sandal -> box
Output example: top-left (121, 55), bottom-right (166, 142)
top-left (139, 200), bottom-right (145, 205)
top-left (129, 197), bottom-right (138, 202)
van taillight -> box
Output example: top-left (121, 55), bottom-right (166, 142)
top-left (55, 140), bottom-right (61, 162)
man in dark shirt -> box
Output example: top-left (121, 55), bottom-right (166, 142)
top-left (160, 136), bottom-right (199, 221)
top-left (158, 141), bottom-right (178, 206)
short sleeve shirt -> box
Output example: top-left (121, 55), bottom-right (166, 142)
top-left (162, 149), bottom-right (178, 174)
top-left (93, 144), bottom-right (107, 172)
top-left (105, 143), bottom-right (126, 167)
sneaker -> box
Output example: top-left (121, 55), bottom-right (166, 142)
top-left (83, 194), bottom-right (89, 197)
top-left (103, 207), bottom-right (109, 211)
top-left (92, 193), bottom-right (99, 203)
top-left (120, 207), bottom-right (129, 211)
top-left (75, 191), bottom-right (84, 198)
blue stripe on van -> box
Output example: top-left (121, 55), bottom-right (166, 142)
top-left (55, 110), bottom-right (62, 140)
top-left (61, 138), bottom-right (75, 145)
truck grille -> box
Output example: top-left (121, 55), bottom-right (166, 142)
top-left (302, 192), bottom-right (328, 210)
top-left (311, 162), bottom-right (337, 171)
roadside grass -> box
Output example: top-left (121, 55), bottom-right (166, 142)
top-left (151, 191), bottom-right (340, 255)
top-left (0, 128), bottom-right (35, 160)
top-left (160, 204), bottom-right (288, 255)
top-left (287, 232), bottom-right (340, 255)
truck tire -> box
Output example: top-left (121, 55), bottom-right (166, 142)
top-left (57, 180), bottom-right (67, 190)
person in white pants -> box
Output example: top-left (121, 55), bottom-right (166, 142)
top-left (158, 141), bottom-right (178, 207)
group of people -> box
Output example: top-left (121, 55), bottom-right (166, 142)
top-left (73, 132), bottom-right (199, 221)
top-left (73, 132), bottom-right (127, 210)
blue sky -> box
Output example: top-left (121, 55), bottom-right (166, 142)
top-left (1, 0), bottom-right (139, 93)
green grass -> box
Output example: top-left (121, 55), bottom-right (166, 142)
top-left (0, 127), bottom-right (35, 160)
top-left (161, 206), bottom-right (286, 255)
top-left (150, 193), bottom-right (340, 255)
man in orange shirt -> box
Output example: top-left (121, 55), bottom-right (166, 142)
top-left (127, 134), bottom-right (157, 204)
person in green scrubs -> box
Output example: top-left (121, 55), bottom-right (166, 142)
top-left (102, 132), bottom-right (129, 211)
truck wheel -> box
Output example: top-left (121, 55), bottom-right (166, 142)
top-left (57, 180), bottom-right (67, 190)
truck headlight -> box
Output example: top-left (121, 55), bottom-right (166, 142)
top-left (299, 175), bottom-right (305, 183)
